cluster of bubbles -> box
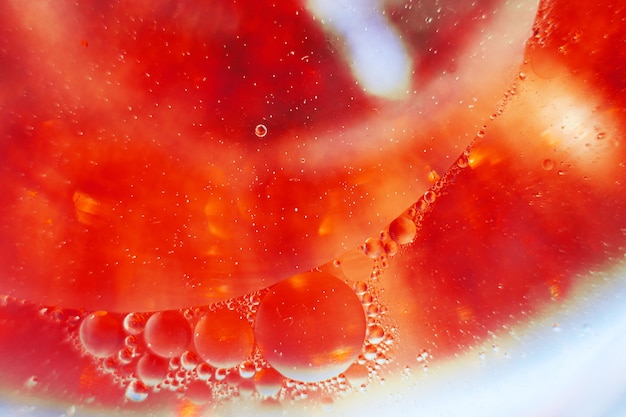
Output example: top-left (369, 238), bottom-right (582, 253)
top-left (35, 76), bottom-right (527, 410)
top-left (70, 268), bottom-right (396, 408)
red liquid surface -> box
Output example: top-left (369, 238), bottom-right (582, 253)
top-left (0, 0), bottom-right (625, 414)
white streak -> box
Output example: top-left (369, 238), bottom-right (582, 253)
top-left (307, 0), bottom-right (412, 99)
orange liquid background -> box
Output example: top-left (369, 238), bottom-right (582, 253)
top-left (1, 0), bottom-right (625, 415)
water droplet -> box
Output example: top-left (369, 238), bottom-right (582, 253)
top-left (255, 124), bottom-right (268, 138)
top-left (137, 353), bottom-right (169, 387)
top-left (79, 311), bottom-right (125, 358)
top-left (363, 237), bottom-right (384, 259)
top-left (125, 380), bottom-right (149, 402)
top-left (144, 311), bottom-right (191, 358)
top-left (388, 215), bottom-right (417, 245)
top-left (194, 307), bottom-right (254, 369)
top-left (542, 158), bottom-right (554, 171)
top-left (254, 272), bottom-right (366, 382)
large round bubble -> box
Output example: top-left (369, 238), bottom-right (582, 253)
top-left (254, 271), bottom-right (366, 382)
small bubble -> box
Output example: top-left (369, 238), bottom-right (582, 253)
top-left (457, 154), bottom-right (469, 168)
top-left (542, 158), bottom-right (554, 171)
top-left (518, 71), bottom-right (528, 80)
top-left (384, 240), bottom-right (399, 256)
top-left (169, 356), bottom-right (182, 370)
top-left (363, 237), bottom-right (384, 259)
top-left (79, 312), bottom-right (125, 358)
top-left (123, 312), bottom-right (146, 335)
top-left (388, 215), bottom-right (417, 245)
top-left (367, 325), bottom-right (385, 345)
top-left (427, 169), bottom-right (440, 182)
top-left (24, 376), bottom-right (39, 390)
top-left (423, 190), bottom-right (437, 204)
top-left (195, 363), bottom-right (213, 381)
top-left (596, 132), bottom-right (606, 140)
top-left (353, 281), bottom-right (368, 296)
top-left (255, 124), bottom-right (268, 138)
top-left (361, 293), bottom-right (374, 305)
top-left (254, 367), bottom-right (284, 397)
top-left (362, 344), bottom-right (377, 360)
top-left (239, 360), bottom-right (256, 379)
top-left (125, 380), bottom-right (149, 402)
top-left (215, 368), bottom-right (228, 381)
top-left (366, 304), bottom-right (379, 317)
top-left (137, 353), bottom-right (169, 387)
top-left (185, 380), bottom-right (213, 405)
top-left (118, 347), bottom-right (134, 364)
top-left (181, 351), bottom-right (201, 371)
top-left (144, 311), bottom-right (191, 358)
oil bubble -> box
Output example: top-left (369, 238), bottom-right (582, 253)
top-left (181, 350), bottom-right (201, 371)
top-left (384, 240), bottom-right (399, 256)
top-left (194, 307), bottom-right (254, 369)
top-left (542, 158), bottom-right (554, 171)
top-left (354, 281), bottom-right (368, 295)
top-left (185, 380), bottom-right (213, 405)
top-left (367, 324), bottom-right (385, 345)
top-left (255, 124), bottom-right (268, 138)
top-left (125, 380), bottom-right (149, 402)
top-left (123, 312), bottom-right (146, 335)
top-left (388, 215), bottom-right (417, 245)
top-left (79, 311), bottom-right (125, 358)
top-left (137, 353), bottom-right (169, 387)
top-left (254, 271), bottom-right (366, 383)
top-left (238, 360), bottom-right (257, 379)
top-left (364, 237), bottom-right (384, 259)
top-left (144, 311), bottom-right (191, 358)
top-left (254, 367), bottom-right (284, 397)
top-left (424, 190), bottom-right (437, 204)
top-left (195, 363), bottom-right (213, 381)
top-left (457, 154), bottom-right (469, 168)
